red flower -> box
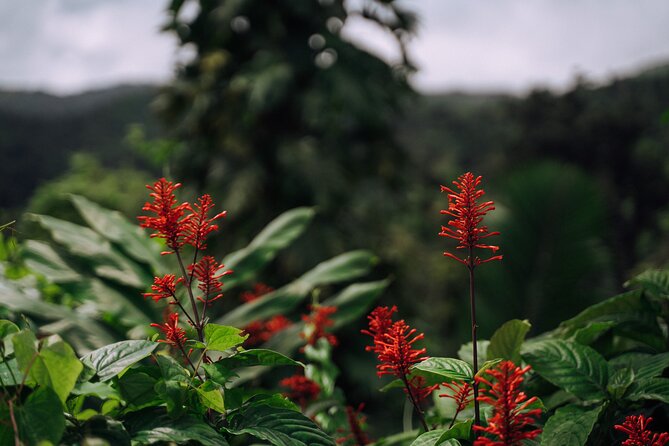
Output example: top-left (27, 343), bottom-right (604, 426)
top-left (151, 312), bottom-right (187, 348)
top-left (143, 274), bottom-right (183, 302)
top-left (361, 305), bottom-right (397, 353)
top-left (373, 319), bottom-right (428, 379)
top-left (615, 415), bottom-right (669, 446)
top-left (189, 256), bottom-right (232, 305)
top-left (407, 375), bottom-right (439, 402)
top-left (302, 305), bottom-right (338, 347)
top-left (243, 315), bottom-right (293, 346)
top-left (280, 374), bottom-right (320, 408)
top-left (440, 172), bottom-right (502, 267)
top-left (183, 194), bottom-right (226, 250)
top-left (474, 361), bottom-right (542, 446)
top-left (440, 380), bottom-right (474, 412)
top-left (242, 320), bottom-right (265, 346)
top-left (138, 178), bottom-right (191, 254)
top-left (240, 283), bottom-right (274, 303)
top-left (337, 404), bottom-right (371, 446)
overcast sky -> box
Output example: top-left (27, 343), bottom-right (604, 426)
top-left (3, 0), bottom-right (669, 95)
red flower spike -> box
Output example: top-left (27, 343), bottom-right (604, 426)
top-left (151, 313), bottom-right (187, 348)
top-left (240, 283), bottom-right (275, 303)
top-left (242, 320), bottom-right (266, 346)
top-left (183, 194), bottom-right (226, 250)
top-left (361, 305), bottom-right (398, 353)
top-left (440, 380), bottom-right (474, 412)
top-left (280, 374), bottom-right (321, 408)
top-left (143, 274), bottom-right (183, 302)
top-left (138, 178), bottom-right (191, 253)
top-left (440, 172), bottom-right (502, 267)
top-left (374, 319), bottom-right (428, 379)
top-left (407, 375), bottom-right (439, 402)
top-left (615, 415), bottom-right (669, 446)
top-left (473, 361), bottom-right (542, 446)
top-left (243, 315), bottom-right (293, 347)
top-left (301, 305), bottom-right (338, 347)
top-left (189, 256), bottom-right (232, 305)
top-left (337, 404), bottom-right (371, 446)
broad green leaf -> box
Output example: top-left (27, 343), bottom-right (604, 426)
top-left (22, 240), bottom-right (81, 283)
top-left (72, 381), bottom-right (122, 400)
top-left (18, 387), bottom-right (66, 445)
top-left (410, 430), bottom-right (446, 446)
top-left (379, 379), bottom-right (404, 392)
top-left (541, 404), bottom-right (603, 446)
top-left (412, 358), bottom-right (474, 385)
top-left (214, 349), bottom-right (301, 369)
top-left (156, 354), bottom-right (190, 382)
top-left (438, 420), bottom-right (473, 441)
top-left (204, 324), bottom-right (248, 351)
top-left (197, 381), bottom-right (226, 413)
top-left (476, 359), bottom-right (503, 378)
top-left (570, 321), bottom-right (615, 345)
top-left (222, 207), bottom-right (315, 289)
top-left (0, 320), bottom-right (19, 339)
top-left (31, 338), bottom-right (84, 403)
top-left (225, 403), bottom-right (335, 446)
top-left (607, 368), bottom-right (635, 399)
top-left (12, 329), bottom-right (37, 376)
top-left (522, 340), bottom-right (608, 400)
top-left (71, 194), bottom-right (164, 271)
top-left (627, 378), bottom-right (669, 403)
top-left (457, 341), bottom-right (489, 366)
top-left (117, 371), bottom-right (160, 408)
top-left (220, 251), bottom-right (376, 327)
top-left (0, 359), bottom-right (20, 386)
top-left (325, 280), bottom-right (389, 328)
top-left (626, 269), bottom-right (669, 298)
top-left (634, 352), bottom-right (669, 381)
top-left (81, 340), bottom-right (158, 381)
top-left (131, 416), bottom-right (228, 445)
top-left (487, 319), bottom-right (531, 363)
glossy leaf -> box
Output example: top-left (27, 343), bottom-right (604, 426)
top-left (215, 349), bottom-right (301, 369)
top-left (204, 324), bottom-right (248, 352)
top-left (18, 387), bottom-right (66, 445)
top-left (197, 381), bottom-right (226, 413)
top-left (412, 358), bottom-right (474, 385)
top-left (132, 416), bottom-right (228, 446)
top-left (626, 269), bottom-right (669, 298)
top-left (522, 340), bottom-right (608, 400)
top-left (627, 378), bottom-right (669, 403)
top-left (541, 405), bottom-right (603, 446)
top-left (81, 340), bottom-right (158, 381)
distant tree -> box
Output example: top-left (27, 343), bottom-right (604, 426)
top-left (156, 0), bottom-right (418, 255)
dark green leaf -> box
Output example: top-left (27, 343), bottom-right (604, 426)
top-left (18, 387), bottom-right (66, 445)
top-left (197, 381), bottom-right (226, 413)
top-left (0, 320), bottom-right (19, 339)
top-left (627, 378), bottom-right (669, 403)
top-left (412, 358), bottom-right (474, 385)
top-left (522, 340), bottom-right (608, 400)
top-left (22, 240), bottom-right (81, 283)
top-left (607, 368), bottom-right (635, 399)
top-left (487, 319), bottom-right (531, 363)
top-left (215, 349), bottom-right (301, 369)
top-left (570, 321), bottom-right (616, 345)
top-left (81, 340), bottom-right (158, 381)
top-left (634, 352), bottom-right (669, 381)
top-left (117, 371), bottom-right (161, 409)
top-left (626, 269), bottom-right (669, 298)
top-left (132, 415), bottom-right (228, 445)
top-left (540, 404), bottom-right (603, 446)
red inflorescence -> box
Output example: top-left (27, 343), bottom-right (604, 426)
top-left (240, 283), bottom-right (275, 303)
top-left (440, 380), bottom-right (474, 412)
top-left (280, 374), bottom-right (321, 408)
top-left (183, 194), bottom-right (226, 251)
top-left (189, 255), bottom-right (232, 305)
top-left (244, 315), bottom-right (293, 346)
top-left (615, 414), bottom-right (669, 446)
top-left (336, 404), bottom-right (371, 446)
top-left (302, 305), bottom-right (338, 347)
top-left (440, 172), bottom-right (502, 267)
top-left (151, 313), bottom-right (188, 348)
top-left (473, 361), bottom-right (542, 446)
top-left (374, 319), bottom-right (429, 379)
top-left (361, 305), bottom-right (398, 353)
top-left (143, 274), bottom-right (183, 302)
top-left (139, 178), bottom-right (191, 254)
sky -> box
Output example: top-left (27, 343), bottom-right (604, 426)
top-left (3, 0), bottom-right (669, 95)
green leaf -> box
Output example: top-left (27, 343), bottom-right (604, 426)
top-left (324, 280), bottom-right (390, 329)
top-left (31, 338), bottom-right (84, 403)
top-left (412, 358), bottom-right (474, 385)
top-left (522, 340), bottom-right (608, 400)
top-left (457, 341), bottom-right (489, 366)
top-left (487, 319), bottom-right (531, 363)
top-left (117, 371), bottom-right (160, 408)
top-left (72, 381), bottom-right (122, 400)
top-left (18, 387), bottom-right (66, 445)
top-left (225, 402), bottom-right (335, 446)
top-left (12, 330), bottom-right (37, 376)
top-left (607, 368), bottom-right (635, 399)
top-left (214, 349), bottom-right (301, 369)
top-left (204, 324), bottom-right (248, 352)
top-left (378, 379), bottom-right (404, 392)
top-left (197, 381), bottom-right (226, 413)
top-left (540, 404), bottom-right (603, 446)
top-left (0, 320), bottom-right (19, 339)
top-left (22, 240), bottom-right (81, 283)
top-left (438, 420), bottom-right (473, 441)
top-left (626, 269), bottom-right (669, 298)
top-left (569, 321), bottom-right (616, 345)
top-left (222, 207), bottom-right (315, 289)
top-left (476, 359), bottom-right (503, 378)
top-left (131, 416), bottom-right (229, 445)
top-left (627, 378), bottom-right (669, 403)
top-left (634, 352), bottom-right (669, 381)
top-left (81, 340), bottom-right (158, 381)
top-left (0, 359), bottom-right (20, 386)
top-left (410, 430), bottom-right (447, 446)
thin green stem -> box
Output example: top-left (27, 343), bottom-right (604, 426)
top-left (175, 249), bottom-right (203, 341)
top-left (400, 374), bottom-right (429, 432)
top-left (468, 247), bottom-right (481, 427)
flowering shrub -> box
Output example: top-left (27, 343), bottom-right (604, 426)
top-left (0, 173), bottom-right (668, 445)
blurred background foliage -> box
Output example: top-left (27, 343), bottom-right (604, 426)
top-left (1, 0), bottom-right (669, 436)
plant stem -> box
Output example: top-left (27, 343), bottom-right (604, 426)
top-left (468, 247), bottom-right (481, 427)
top-left (175, 249), bottom-right (203, 341)
top-left (401, 374), bottom-right (429, 432)
top-left (177, 343), bottom-right (199, 377)
top-left (8, 399), bottom-right (19, 446)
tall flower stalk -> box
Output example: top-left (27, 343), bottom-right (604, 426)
top-left (440, 172), bottom-right (502, 426)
